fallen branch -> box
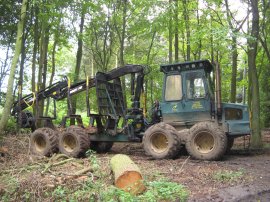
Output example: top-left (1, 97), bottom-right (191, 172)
top-left (49, 166), bottom-right (94, 182)
top-left (74, 166), bottom-right (92, 175)
top-left (49, 154), bottom-right (70, 163)
top-left (42, 158), bottom-right (74, 174)
top-left (179, 156), bottom-right (190, 173)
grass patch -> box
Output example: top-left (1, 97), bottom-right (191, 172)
top-left (213, 169), bottom-right (244, 182)
top-left (101, 180), bottom-right (188, 202)
top-left (0, 176), bottom-right (19, 201)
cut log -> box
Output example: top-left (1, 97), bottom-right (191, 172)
top-left (0, 146), bottom-right (8, 157)
top-left (110, 154), bottom-right (145, 195)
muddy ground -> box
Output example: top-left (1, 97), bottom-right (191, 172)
top-left (0, 131), bottom-right (270, 201)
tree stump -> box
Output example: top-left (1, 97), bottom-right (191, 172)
top-left (110, 154), bottom-right (145, 195)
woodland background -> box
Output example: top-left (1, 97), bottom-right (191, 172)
top-left (0, 0), bottom-right (269, 147)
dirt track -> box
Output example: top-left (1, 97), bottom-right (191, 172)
top-left (109, 141), bottom-right (270, 202)
top-left (0, 132), bottom-right (270, 201)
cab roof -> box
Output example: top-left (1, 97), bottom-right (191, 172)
top-left (160, 59), bottom-right (213, 74)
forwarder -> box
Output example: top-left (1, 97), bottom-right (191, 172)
top-left (12, 60), bottom-right (250, 160)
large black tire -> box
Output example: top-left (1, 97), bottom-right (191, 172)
top-left (59, 126), bottom-right (90, 157)
top-left (186, 122), bottom-right (227, 160)
top-left (143, 122), bottom-right (180, 159)
top-left (226, 137), bottom-right (234, 154)
top-left (90, 141), bottom-right (114, 153)
top-left (30, 127), bottom-right (58, 157)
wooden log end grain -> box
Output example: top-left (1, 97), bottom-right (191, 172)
top-left (110, 154), bottom-right (145, 195)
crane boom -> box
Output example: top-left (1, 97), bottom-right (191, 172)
top-left (11, 64), bottom-right (146, 116)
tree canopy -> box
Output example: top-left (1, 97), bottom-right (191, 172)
top-left (0, 0), bottom-right (269, 148)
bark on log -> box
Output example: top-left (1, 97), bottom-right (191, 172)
top-left (110, 154), bottom-right (145, 194)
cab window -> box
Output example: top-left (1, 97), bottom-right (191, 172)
top-left (186, 71), bottom-right (206, 99)
top-left (165, 75), bottom-right (182, 101)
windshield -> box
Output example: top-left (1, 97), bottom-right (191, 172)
top-left (165, 74), bottom-right (182, 101)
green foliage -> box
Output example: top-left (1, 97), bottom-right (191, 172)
top-left (86, 149), bottom-right (100, 171)
top-left (101, 180), bottom-right (188, 202)
top-left (5, 117), bottom-right (18, 134)
top-left (0, 176), bottom-right (19, 201)
top-left (52, 185), bottom-right (67, 200)
top-left (139, 180), bottom-right (188, 202)
top-left (213, 169), bottom-right (244, 182)
top-left (0, 112), bottom-right (18, 134)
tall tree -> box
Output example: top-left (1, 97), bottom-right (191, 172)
top-left (71, 5), bottom-right (85, 123)
top-left (248, 0), bottom-right (262, 148)
top-left (182, 0), bottom-right (190, 61)
top-left (0, 0), bottom-right (28, 135)
top-left (259, 0), bottom-right (270, 127)
top-left (31, 5), bottom-right (39, 94)
top-left (225, 0), bottom-right (248, 103)
top-left (174, 0), bottom-right (179, 62)
top-left (37, 1), bottom-right (50, 120)
top-left (168, 0), bottom-right (173, 63)
top-left (114, 0), bottom-right (128, 107)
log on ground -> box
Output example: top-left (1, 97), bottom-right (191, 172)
top-left (110, 154), bottom-right (145, 195)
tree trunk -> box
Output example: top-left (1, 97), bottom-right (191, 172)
top-left (181, 30), bottom-right (186, 61)
top-left (248, 0), bottom-right (262, 148)
top-left (168, 0), bottom-right (173, 63)
top-left (45, 38), bottom-right (57, 117)
top-left (118, 0), bottom-right (127, 67)
top-left (0, 0), bottom-right (28, 136)
top-left (259, 1), bottom-right (270, 127)
top-left (71, 11), bottom-right (85, 124)
top-left (31, 6), bottom-right (39, 93)
top-left (118, 0), bottom-right (128, 108)
top-left (37, 22), bottom-right (49, 121)
top-left (31, 6), bottom-right (39, 118)
top-left (230, 35), bottom-right (237, 103)
top-left (17, 23), bottom-right (27, 129)
top-left (145, 31), bottom-right (156, 117)
top-left (195, 2), bottom-right (202, 60)
top-left (110, 154), bottom-right (145, 195)
top-left (183, 0), bottom-right (190, 61)
top-left (225, 0), bottom-right (238, 103)
top-left (210, 17), bottom-right (214, 63)
top-left (174, 0), bottom-right (179, 62)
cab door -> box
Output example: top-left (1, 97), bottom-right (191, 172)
top-left (182, 70), bottom-right (211, 123)
top-left (160, 73), bottom-right (186, 123)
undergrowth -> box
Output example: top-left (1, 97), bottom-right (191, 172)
top-left (0, 151), bottom-right (188, 202)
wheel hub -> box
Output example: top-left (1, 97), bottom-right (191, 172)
top-left (63, 134), bottom-right (77, 152)
top-left (150, 132), bottom-right (168, 153)
top-left (34, 135), bottom-right (46, 152)
top-left (194, 131), bottom-right (214, 154)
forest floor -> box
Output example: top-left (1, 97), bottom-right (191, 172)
top-left (0, 131), bottom-right (270, 201)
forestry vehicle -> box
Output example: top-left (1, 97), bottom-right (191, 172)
top-left (12, 60), bottom-right (250, 160)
